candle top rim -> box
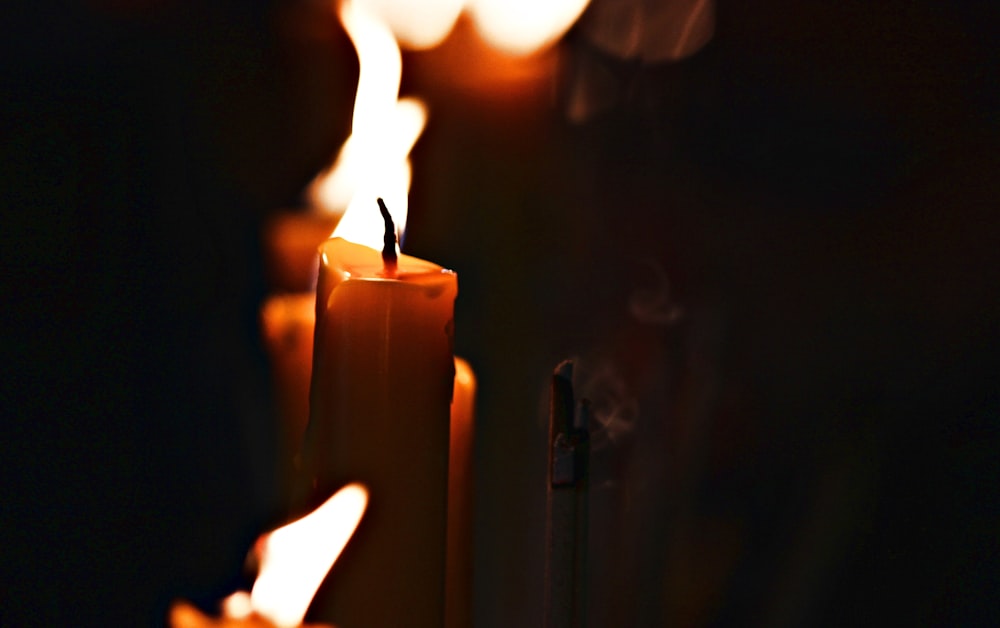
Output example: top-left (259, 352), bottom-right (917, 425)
top-left (342, 269), bottom-right (456, 280)
top-left (319, 237), bottom-right (457, 282)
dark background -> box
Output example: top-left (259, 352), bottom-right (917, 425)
top-left (2, 0), bottom-right (997, 625)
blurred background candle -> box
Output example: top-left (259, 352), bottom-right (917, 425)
top-left (447, 357), bottom-right (476, 628)
top-left (262, 212), bottom-right (342, 294)
top-left (260, 292), bottom-right (318, 497)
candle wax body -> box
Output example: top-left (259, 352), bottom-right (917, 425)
top-left (303, 238), bottom-right (456, 628)
top-left (446, 358), bottom-right (476, 628)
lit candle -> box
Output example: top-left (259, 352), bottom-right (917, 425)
top-left (300, 200), bottom-right (457, 627)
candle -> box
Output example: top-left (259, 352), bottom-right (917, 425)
top-left (446, 358), bottom-right (476, 628)
top-left (262, 211), bottom-right (342, 293)
top-left (265, 301), bottom-right (475, 627)
top-left (260, 209), bottom-right (341, 497)
top-left (260, 292), bottom-right (317, 502)
top-left (300, 205), bottom-right (458, 626)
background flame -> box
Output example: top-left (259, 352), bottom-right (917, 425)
top-left (467, 0), bottom-right (590, 56)
top-left (249, 484), bottom-right (368, 627)
top-left (310, 0), bottom-right (592, 249)
top-left (355, 0), bottom-right (465, 50)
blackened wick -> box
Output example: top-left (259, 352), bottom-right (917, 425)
top-left (377, 198), bottom-right (398, 274)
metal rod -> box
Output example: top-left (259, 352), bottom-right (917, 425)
top-left (544, 360), bottom-right (590, 628)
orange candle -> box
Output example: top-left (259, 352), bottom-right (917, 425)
top-left (301, 234), bottom-right (457, 627)
top-left (446, 358), bottom-right (476, 628)
top-left (260, 292), bottom-right (316, 499)
top-left (262, 211), bottom-right (341, 293)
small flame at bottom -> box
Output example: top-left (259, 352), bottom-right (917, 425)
top-left (248, 484), bottom-right (369, 627)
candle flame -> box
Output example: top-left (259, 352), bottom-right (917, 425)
top-left (358, 0), bottom-right (464, 50)
top-left (467, 0), bottom-right (590, 56)
top-left (312, 0), bottom-right (427, 252)
top-left (310, 0), bottom-right (592, 242)
top-left (248, 483), bottom-right (368, 627)
top-left (221, 591), bottom-right (253, 620)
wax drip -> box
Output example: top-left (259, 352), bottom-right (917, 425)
top-left (377, 198), bottom-right (398, 275)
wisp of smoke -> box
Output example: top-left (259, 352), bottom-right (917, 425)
top-left (629, 258), bottom-right (682, 326)
top-left (577, 361), bottom-right (639, 453)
